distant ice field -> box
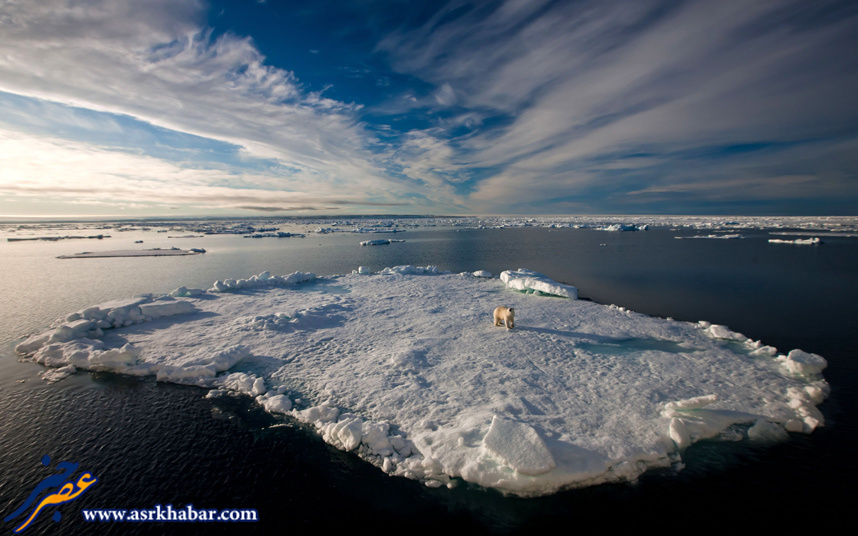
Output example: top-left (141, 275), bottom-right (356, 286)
top-left (15, 267), bottom-right (829, 497)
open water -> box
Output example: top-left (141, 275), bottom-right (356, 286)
top-left (1, 223), bottom-right (856, 533)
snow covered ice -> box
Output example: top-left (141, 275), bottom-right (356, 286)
top-left (768, 237), bottom-right (822, 245)
top-left (56, 247), bottom-right (205, 258)
top-left (500, 268), bottom-right (578, 299)
top-left (15, 267), bottom-right (829, 497)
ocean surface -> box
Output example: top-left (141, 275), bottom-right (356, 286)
top-left (1, 221), bottom-right (856, 533)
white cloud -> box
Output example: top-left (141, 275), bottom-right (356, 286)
top-left (389, 129), bottom-right (471, 200)
top-left (0, 129), bottom-right (403, 213)
top-left (0, 0), bottom-right (463, 213)
top-left (433, 83), bottom-right (457, 106)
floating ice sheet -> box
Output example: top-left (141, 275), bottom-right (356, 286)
top-left (768, 237), bottom-right (822, 245)
top-left (57, 248), bottom-right (204, 258)
top-left (15, 268), bottom-right (829, 497)
top-left (360, 239), bottom-right (405, 246)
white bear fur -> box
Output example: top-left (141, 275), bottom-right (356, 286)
top-left (493, 306), bottom-right (515, 329)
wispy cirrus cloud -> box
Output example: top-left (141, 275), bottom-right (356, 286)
top-left (378, 0), bottom-right (858, 213)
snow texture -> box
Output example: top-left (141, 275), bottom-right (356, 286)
top-left (15, 268), bottom-right (829, 497)
top-left (483, 416), bottom-right (555, 475)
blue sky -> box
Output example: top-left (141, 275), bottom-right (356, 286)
top-left (0, 0), bottom-right (856, 218)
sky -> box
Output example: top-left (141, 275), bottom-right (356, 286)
top-left (0, 0), bottom-right (857, 218)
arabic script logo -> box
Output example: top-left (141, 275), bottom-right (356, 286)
top-left (4, 455), bottom-right (98, 533)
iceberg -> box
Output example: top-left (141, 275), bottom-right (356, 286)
top-left (15, 267), bottom-right (828, 497)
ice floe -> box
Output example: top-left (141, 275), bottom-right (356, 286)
top-left (244, 232), bottom-right (305, 239)
top-left (677, 234), bottom-right (744, 240)
top-left (768, 237), bottom-right (822, 245)
top-left (360, 239), bottom-right (405, 246)
top-left (57, 248), bottom-right (205, 259)
top-left (6, 216), bottom-right (858, 244)
top-left (15, 267), bottom-right (829, 497)
top-left (483, 416), bottom-right (556, 476)
top-left (593, 223), bottom-right (648, 232)
top-left (209, 271), bottom-right (316, 293)
top-left (39, 364), bottom-right (76, 383)
top-left (378, 265), bottom-right (443, 275)
top-left (7, 234), bottom-right (110, 242)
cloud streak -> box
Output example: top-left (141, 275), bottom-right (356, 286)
top-left (379, 0), bottom-right (858, 213)
top-left (0, 0), bottom-right (856, 216)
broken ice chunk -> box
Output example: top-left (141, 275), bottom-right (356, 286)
top-left (483, 416), bottom-right (555, 476)
top-left (776, 350), bottom-right (827, 376)
top-left (499, 268), bottom-right (577, 299)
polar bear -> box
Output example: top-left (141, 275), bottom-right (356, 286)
top-left (493, 306), bottom-right (515, 329)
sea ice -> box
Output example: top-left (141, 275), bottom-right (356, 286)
top-left (15, 267), bottom-right (829, 497)
top-left (747, 419), bottom-right (790, 443)
top-left (261, 394), bottom-right (293, 414)
top-left (39, 364), bottom-right (76, 383)
top-left (360, 239), bottom-right (405, 246)
top-left (594, 223), bottom-right (648, 232)
top-left (378, 265), bottom-right (444, 275)
top-left (776, 350), bottom-right (828, 376)
top-left (500, 268), bottom-right (578, 299)
top-left (244, 232), bottom-right (304, 238)
top-left (57, 248), bottom-right (204, 258)
top-left (209, 271), bottom-right (315, 292)
top-left (139, 299), bottom-right (196, 319)
top-left (768, 237), bottom-right (822, 245)
top-left (169, 287), bottom-right (205, 298)
top-left (677, 234), bottom-right (743, 239)
top-left (483, 416), bottom-right (556, 476)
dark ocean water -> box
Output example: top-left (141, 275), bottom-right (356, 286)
top-left (1, 225), bottom-right (856, 534)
